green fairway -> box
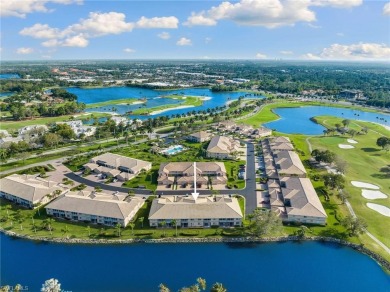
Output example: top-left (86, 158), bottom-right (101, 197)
top-left (0, 112), bottom-right (110, 132)
top-left (311, 116), bottom-right (390, 248)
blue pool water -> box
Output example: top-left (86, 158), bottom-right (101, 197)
top-left (162, 145), bottom-right (184, 155)
top-left (66, 87), bottom-right (259, 119)
top-left (265, 106), bottom-right (390, 135)
top-left (1, 234), bottom-right (389, 291)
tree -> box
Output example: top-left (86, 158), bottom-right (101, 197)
top-left (86, 226), bottom-right (91, 237)
top-left (171, 219), bottom-right (178, 237)
top-left (342, 119), bottom-right (350, 127)
top-left (197, 278), bottom-right (206, 290)
top-left (129, 222), bottom-right (135, 236)
top-left (341, 216), bottom-right (367, 236)
top-left (322, 173), bottom-right (345, 190)
top-left (43, 133), bottom-right (62, 148)
top-left (334, 156), bottom-right (348, 174)
top-left (159, 284), bottom-right (170, 292)
top-left (116, 223), bottom-right (122, 237)
top-left (138, 216), bottom-right (144, 228)
top-left (17, 152), bottom-right (30, 165)
top-left (210, 283), bottom-right (227, 292)
top-left (336, 190), bottom-right (350, 204)
top-left (41, 278), bottom-right (61, 292)
top-left (376, 136), bottom-right (390, 150)
top-left (250, 208), bottom-right (282, 237)
top-left (348, 129), bottom-right (357, 138)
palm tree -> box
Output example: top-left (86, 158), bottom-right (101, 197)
top-left (138, 216), bottom-right (144, 228)
top-left (171, 219), bottom-right (178, 237)
top-left (116, 223), bottom-right (122, 237)
top-left (129, 222), bottom-right (135, 236)
top-left (86, 226), bottom-right (91, 237)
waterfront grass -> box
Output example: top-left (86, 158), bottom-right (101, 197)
top-left (131, 96), bottom-right (203, 115)
top-left (310, 117), bottom-right (390, 249)
top-left (86, 98), bottom-right (146, 109)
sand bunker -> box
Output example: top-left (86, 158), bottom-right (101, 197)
top-left (338, 144), bottom-right (355, 149)
top-left (362, 190), bottom-right (388, 200)
top-left (366, 203), bottom-right (390, 217)
top-left (347, 139), bottom-right (358, 144)
top-left (351, 181), bottom-right (380, 189)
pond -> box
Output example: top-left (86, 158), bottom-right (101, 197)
top-left (265, 106), bottom-right (390, 135)
top-left (1, 234), bottom-right (389, 292)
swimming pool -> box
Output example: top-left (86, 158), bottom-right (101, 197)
top-left (161, 145), bottom-right (185, 155)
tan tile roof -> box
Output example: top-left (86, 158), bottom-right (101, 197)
top-left (280, 177), bottom-right (327, 218)
top-left (45, 190), bottom-right (144, 220)
top-left (149, 195), bottom-right (243, 220)
top-left (90, 152), bottom-right (151, 173)
top-left (207, 136), bottom-right (240, 154)
top-left (0, 174), bottom-right (64, 203)
top-left (189, 131), bottom-right (212, 140)
top-left (274, 151), bottom-right (307, 176)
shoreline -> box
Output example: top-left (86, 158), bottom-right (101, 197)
top-left (86, 111), bottom-right (120, 116)
top-left (149, 105), bottom-right (195, 115)
top-left (1, 228), bottom-right (389, 272)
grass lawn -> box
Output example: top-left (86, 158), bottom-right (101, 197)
top-left (224, 160), bottom-right (246, 189)
top-left (0, 112), bottom-right (110, 132)
top-left (86, 99), bottom-right (146, 109)
top-left (310, 117), bottom-right (390, 251)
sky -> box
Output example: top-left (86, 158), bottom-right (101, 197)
top-left (1, 0), bottom-right (390, 61)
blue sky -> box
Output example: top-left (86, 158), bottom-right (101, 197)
top-left (1, 0), bottom-right (389, 60)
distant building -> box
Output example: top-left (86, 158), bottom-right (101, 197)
top-left (0, 174), bottom-right (65, 209)
top-left (0, 130), bottom-right (11, 138)
top-left (206, 136), bottom-right (240, 159)
top-left (252, 127), bottom-right (272, 138)
top-left (338, 90), bottom-right (364, 100)
top-left (57, 120), bottom-right (96, 137)
top-left (157, 162), bottom-right (227, 188)
top-left (149, 195), bottom-right (243, 228)
top-left (45, 190), bottom-right (144, 227)
top-left (18, 125), bottom-right (48, 137)
top-left (111, 116), bottom-right (129, 126)
top-left (187, 131), bottom-right (213, 143)
top-left (0, 136), bottom-right (23, 147)
top-left (84, 152), bottom-right (151, 181)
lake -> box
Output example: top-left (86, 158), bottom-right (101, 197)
top-left (265, 106), bottom-right (390, 135)
top-left (66, 87), bottom-right (259, 119)
top-left (1, 234), bottom-right (389, 291)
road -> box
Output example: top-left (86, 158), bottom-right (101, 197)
top-left (65, 142), bottom-right (258, 215)
top-left (0, 133), bottom-right (170, 176)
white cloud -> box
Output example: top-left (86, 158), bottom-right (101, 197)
top-left (184, 0), bottom-right (363, 28)
top-left (157, 32), bottom-right (171, 40)
top-left (66, 12), bottom-right (134, 37)
top-left (280, 50), bottom-right (293, 55)
top-left (255, 52), bottom-right (267, 59)
top-left (384, 2), bottom-right (390, 16)
top-left (123, 48), bottom-right (136, 53)
top-left (20, 11), bottom-right (179, 48)
top-left (177, 37), bottom-right (192, 46)
top-left (62, 34), bottom-right (89, 47)
top-left (16, 47), bottom-right (34, 54)
top-left (184, 12), bottom-right (217, 26)
top-left (1, 0), bottom-right (82, 18)
top-left (304, 43), bottom-right (390, 60)
top-left (42, 39), bottom-right (60, 47)
top-left (19, 23), bottom-right (61, 39)
top-left (301, 53), bottom-right (321, 60)
top-left (136, 16), bottom-right (179, 28)
top-left (205, 37), bottom-right (212, 44)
